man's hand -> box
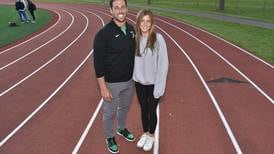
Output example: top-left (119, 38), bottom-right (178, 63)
top-left (97, 77), bottom-right (112, 102)
top-left (100, 86), bottom-right (113, 102)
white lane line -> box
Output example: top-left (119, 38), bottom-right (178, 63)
top-left (0, 9), bottom-right (89, 97)
top-left (91, 9), bottom-right (162, 154)
top-left (72, 9), bottom-right (105, 154)
top-left (72, 98), bottom-right (103, 154)
top-left (177, 17), bottom-right (274, 69)
top-left (155, 23), bottom-right (243, 154)
top-left (0, 48), bottom-right (93, 147)
top-left (153, 105), bottom-right (160, 154)
top-left (125, 11), bottom-right (242, 153)
top-left (0, 10), bottom-right (61, 55)
top-left (154, 17), bottom-right (274, 105)
top-left (0, 10), bottom-right (74, 71)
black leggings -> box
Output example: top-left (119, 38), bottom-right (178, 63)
top-left (29, 10), bottom-right (35, 20)
top-left (135, 82), bottom-right (160, 134)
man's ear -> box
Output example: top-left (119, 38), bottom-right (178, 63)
top-left (110, 8), bottom-right (113, 14)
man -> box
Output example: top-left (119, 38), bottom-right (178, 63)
top-left (93, 0), bottom-right (136, 153)
top-left (15, 0), bottom-right (30, 23)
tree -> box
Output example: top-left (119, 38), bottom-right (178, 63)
top-left (219, 0), bottom-right (225, 10)
top-left (196, 0), bottom-right (200, 6)
top-left (147, 0), bottom-right (151, 5)
top-left (262, 0), bottom-right (267, 11)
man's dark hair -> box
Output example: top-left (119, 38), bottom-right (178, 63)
top-left (109, 0), bottom-right (127, 8)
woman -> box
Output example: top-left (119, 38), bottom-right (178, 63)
top-left (133, 9), bottom-right (169, 151)
top-left (27, 0), bottom-right (36, 23)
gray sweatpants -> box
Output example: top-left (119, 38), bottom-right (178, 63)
top-left (103, 79), bottom-right (134, 139)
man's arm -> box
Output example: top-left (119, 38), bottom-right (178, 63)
top-left (93, 30), bottom-right (112, 102)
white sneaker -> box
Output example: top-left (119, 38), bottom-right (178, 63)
top-left (137, 133), bottom-right (148, 148)
top-left (143, 136), bottom-right (154, 151)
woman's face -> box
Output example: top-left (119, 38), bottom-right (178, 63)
top-left (139, 15), bottom-right (152, 36)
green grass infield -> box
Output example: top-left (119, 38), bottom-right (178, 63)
top-left (0, 5), bottom-right (53, 48)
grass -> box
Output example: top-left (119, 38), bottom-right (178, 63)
top-left (37, 0), bottom-right (103, 4)
top-left (156, 11), bottom-right (274, 63)
top-left (0, 5), bottom-right (53, 47)
top-left (148, 3), bottom-right (274, 23)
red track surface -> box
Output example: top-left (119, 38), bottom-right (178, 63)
top-left (0, 1), bottom-right (273, 154)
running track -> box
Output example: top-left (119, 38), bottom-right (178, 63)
top-left (0, 1), bottom-right (273, 154)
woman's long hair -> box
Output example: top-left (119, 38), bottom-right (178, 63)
top-left (135, 9), bottom-right (156, 56)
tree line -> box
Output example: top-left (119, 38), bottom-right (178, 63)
top-left (146, 0), bottom-right (226, 10)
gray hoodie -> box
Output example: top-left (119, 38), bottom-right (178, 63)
top-left (133, 33), bottom-right (169, 98)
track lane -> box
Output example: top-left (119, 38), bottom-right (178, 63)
top-left (0, 2), bottom-right (59, 54)
top-left (0, 57), bottom-right (100, 153)
top-left (0, 10), bottom-right (61, 56)
top-left (0, 8), bottom-right (98, 150)
top-left (0, 9), bottom-right (80, 96)
top-left (0, 9), bottom-right (88, 144)
top-left (152, 15), bottom-right (274, 102)
top-left (0, 9), bottom-right (102, 153)
top-left (152, 15), bottom-right (273, 68)
top-left (0, 9), bottom-right (73, 71)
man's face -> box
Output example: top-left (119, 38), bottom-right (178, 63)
top-left (110, 0), bottom-right (128, 24)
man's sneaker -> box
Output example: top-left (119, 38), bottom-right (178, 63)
top-left (143, 136), bottom-right (154, 151)
top-left (117, 128), bottom-right (135, 142)
top-left (137, 133), bottom-right (148, 148)
top-left (106, 137), bottom-right (119, 154)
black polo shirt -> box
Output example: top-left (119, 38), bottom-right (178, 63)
top-left (93, 19), bottom-right (136, 83)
